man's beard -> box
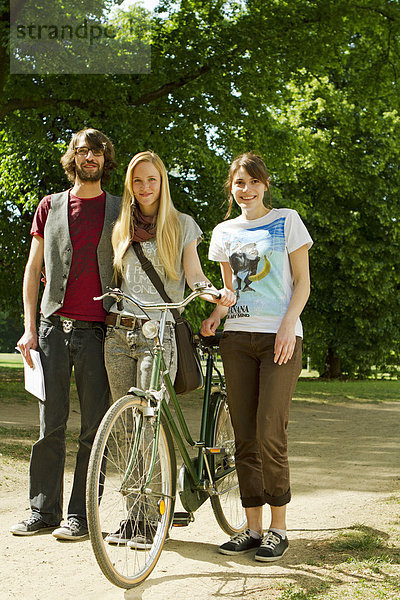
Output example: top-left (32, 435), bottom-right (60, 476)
top-left (75, 162), bottom-right (103, 182)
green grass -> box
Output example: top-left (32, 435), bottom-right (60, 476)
top-left (0, 352), bottom-right (23, 368)
top-left (279, 580), bottom-right (400, 600)
top-left (1, 353), bottom-right (399, 406)
top-left (0, 353), bottom-right (79, 405)
top-left (0, 424), bottom-right (80, 461)
top-left (276, 519), bottom-right (400, 600)
top-left (294, 379), bottom-right (400, 404)
top-left (328, 524), bottom-right (387, 554)
top-left (280, 585), bottom-right (328, 600)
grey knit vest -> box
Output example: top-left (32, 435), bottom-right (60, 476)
top-left (41, 190), bottom-right (121, 318)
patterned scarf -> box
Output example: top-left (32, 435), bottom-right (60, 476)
top-left (131, 204), bottom-right (157, 242)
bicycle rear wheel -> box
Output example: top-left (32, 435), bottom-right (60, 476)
top-left (209, 393), bottom-right (246, 536)
top-left (86, 395), bottom-right (176, 589)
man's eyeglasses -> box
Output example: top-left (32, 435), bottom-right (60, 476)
top-left (75, 146), bottom-right (105, 157)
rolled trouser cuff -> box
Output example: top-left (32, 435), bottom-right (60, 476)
top-left (264, 488), bottom-right (291, 507)
top-left (241, 488), bottom-right (291, 508)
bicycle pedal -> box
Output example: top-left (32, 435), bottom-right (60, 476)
top-left (172, 512), bottom-right (194, 527)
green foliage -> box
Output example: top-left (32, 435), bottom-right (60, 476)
top-left (0, 312), bottom-right (23, 352)
top-left (0, 0), bottom-right (399, 374)
top-left (278, 75), bottom-right (400, 377)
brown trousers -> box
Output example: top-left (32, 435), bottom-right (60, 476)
top-left (220, 331), bottom-right (302, 508)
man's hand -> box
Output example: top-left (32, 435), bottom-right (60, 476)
top-left (17, 330), bottom-right (38, 368)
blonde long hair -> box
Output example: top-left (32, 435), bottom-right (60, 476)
top-left (112, 151), bottom-right (181, 280)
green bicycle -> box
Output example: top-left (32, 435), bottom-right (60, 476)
top-left (86, 283), bottom-right (246, 589)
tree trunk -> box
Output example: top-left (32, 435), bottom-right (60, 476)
top-left (321, 347), bottom-right (342, 379)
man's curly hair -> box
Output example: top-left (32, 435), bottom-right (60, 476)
top-left (61, 128), bottom-right (117, 185)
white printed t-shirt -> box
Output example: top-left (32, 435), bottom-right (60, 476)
top-left (109, 212), bottom-right (202, 321)
top-left (209, 208), bottom-right (313, 337)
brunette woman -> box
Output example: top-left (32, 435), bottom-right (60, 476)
top-left (201, 152), bottom-right (313, 561)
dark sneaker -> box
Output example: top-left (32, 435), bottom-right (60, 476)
top-left (10, 515), bottom-right (59, 536)
top-left (127, 520), bottom-right (158, 550)
top-left (219, 528), bottom-right (262, 555)
top-left (105, 520), bottom-right (136, 546)
top-left (255, 531), bottom-right (289, 562)
top-left (52, 517), bottom-right (88, 540)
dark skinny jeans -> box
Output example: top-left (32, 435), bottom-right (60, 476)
top-left (29, 317), bottom-right (110, 525)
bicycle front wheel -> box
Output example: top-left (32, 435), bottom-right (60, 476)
top-left (209, 393), bottom-right (246, 536)
top-left (86, 395), bottom-right (176, 589)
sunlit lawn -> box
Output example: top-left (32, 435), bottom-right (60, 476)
top-left (1, 353), bottom-right (399, 406)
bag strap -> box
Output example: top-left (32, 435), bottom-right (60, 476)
top-left (132, 242), bottom-right (182, 323)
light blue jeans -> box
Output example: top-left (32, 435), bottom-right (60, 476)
top-left (104, 322), bottom-right (177, 402)
top-left (104, 322), bottom-right (177, 522)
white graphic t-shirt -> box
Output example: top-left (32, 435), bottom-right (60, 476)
top-left (209, 208), bottom-right (313, 337)
top-left (109, 212), bottom-right (202, 320)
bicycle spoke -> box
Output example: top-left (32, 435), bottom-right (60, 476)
top-left (210, 394), bottom-right (246, 536)
top-left (87, 396), bottom-right (176, 589)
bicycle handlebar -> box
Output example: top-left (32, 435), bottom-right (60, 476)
top-left (94, 283), bottom-right (220, 312)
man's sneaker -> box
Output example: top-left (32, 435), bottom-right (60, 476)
top-left (52, 517), bottom-right (88, 540)
top-left (105, 520), bottom-right (136, 546)
top-left (10, 515), bottom-right (59, 536)
top-left (127, 520), bottom-right (157, 550)
top-left (218, 528), bottom-right (262, 555)
top-left (255, 531), bottom-right (289, 562)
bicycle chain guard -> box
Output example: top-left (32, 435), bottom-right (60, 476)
top-left (178, 458), bottom-right (208, 514)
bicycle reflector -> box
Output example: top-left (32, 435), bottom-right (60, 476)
top-left (142, 320), bottom-right (159, 339)
top-left (158, 498), bottom-right (166, 516)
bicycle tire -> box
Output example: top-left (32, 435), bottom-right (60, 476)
top-left (86, 395), bottom-right (176, 589)
top-left (209, 393), bottom-right (246, 536)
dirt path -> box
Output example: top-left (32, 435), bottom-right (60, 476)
top-left (1, 398), bottom-right (399, 600)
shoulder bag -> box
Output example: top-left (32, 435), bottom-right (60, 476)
top-left (132, 242), bottom-right (203, 395)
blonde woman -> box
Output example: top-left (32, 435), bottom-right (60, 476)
top-left (105, 150), bottom-right (234, 403)
top-left (103, 151), bottom-right (234, 547)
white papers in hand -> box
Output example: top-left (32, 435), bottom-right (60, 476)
top-left (23, 349), bottom-right (46, 401)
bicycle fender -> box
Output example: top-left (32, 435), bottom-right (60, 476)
top-left (126, 386), bottom-right (147, 398)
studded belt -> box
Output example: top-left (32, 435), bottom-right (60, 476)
top-left (104, 312), bottom-right (149, 329)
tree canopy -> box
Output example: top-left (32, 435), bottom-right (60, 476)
top-left (0, 0), bottom-right (399, 376)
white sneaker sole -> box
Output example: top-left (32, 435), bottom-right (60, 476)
top-left (10, 525), bottom-right (58, 536)
top-left (219, 541), bottom-right (261, 556)
top-left (105, 537), bottom-right (129, 546)
top-left (52, 529), bottom-right (89, 540)
top-left (254, 544), bottom-right (289, 562)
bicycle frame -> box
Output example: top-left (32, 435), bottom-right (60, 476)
top-left (87, 286), bottom-right (245, 589)
top-left (126, 308), bottom-right (216, 495)
top-left (95, 286), bottom-right (231, 500)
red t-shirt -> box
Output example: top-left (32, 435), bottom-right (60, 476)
top-left (31, 191), bottom-right (107, 321)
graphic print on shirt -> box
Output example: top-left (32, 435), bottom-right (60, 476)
top-left (128, 239), bottom-right (164, 297)
top-left (222, 217), bottom-right (287, 321)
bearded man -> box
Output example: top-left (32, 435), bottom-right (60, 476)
top-left (11, 128), bottom-right (121, 540)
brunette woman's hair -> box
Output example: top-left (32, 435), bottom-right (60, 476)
top-left (60, 128), bottom-right (117, 184)
top-left (224, 152), bottom-right (271, 218)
